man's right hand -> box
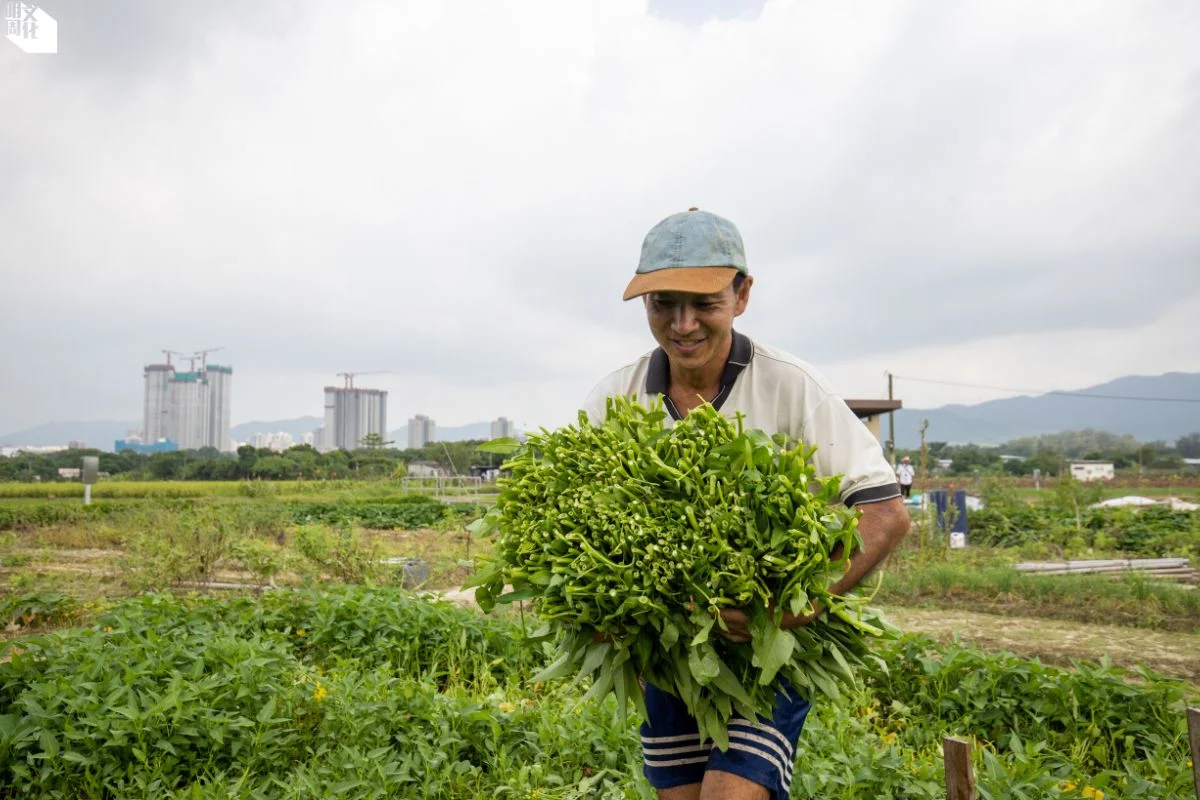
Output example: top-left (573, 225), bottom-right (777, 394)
top-left (717, 608), bottom-right (752, 643)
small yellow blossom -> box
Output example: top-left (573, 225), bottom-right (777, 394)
top-left (1081, 788), bottom-right (1104, 800)
top-left (498, 702), bottom-right (516, 713)
top-left (1060, 781), bottom-right (1077, 793)
top-left (296, 629), bottom-right (306, 637)
top-left (312, 683), bottom-right (328, 702)
top-left (881, 732), bottom-right (897, 745)
top-left (103, 626), bottom-right (113, 633)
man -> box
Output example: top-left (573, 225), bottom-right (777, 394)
top-left (897, 456), bottom-right (916, 499)
top-left (583, 208), bottom-right (910, 800)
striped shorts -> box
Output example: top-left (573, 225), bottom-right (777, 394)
top-left (640, 680), bottom-right (811, 799)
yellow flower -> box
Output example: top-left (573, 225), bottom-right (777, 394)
top-left (1081, 787), bottom-right (1104, 799)
top-left (498, 702), bottom-right (516, 713)
top-left (881, 732), bottom-right (897, 745)
top-left (296, 629), bottom-right (306, 637)
top-left (1060, 781), bottom-right (1077, 793)
top-left (312, 683), bottom-right (328, 702)
top-left (103, 626), bottom-right (113, 633)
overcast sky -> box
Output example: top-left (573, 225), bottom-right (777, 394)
top-left (2, 0), bottom-right (1198, 435)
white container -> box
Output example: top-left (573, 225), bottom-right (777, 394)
top-left (949, 532), bottom-right (966, 549)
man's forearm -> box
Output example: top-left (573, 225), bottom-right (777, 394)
top-left (780, 496), bottom-right (910, 628)
top-left (828, 497), bottom-right (910, 596)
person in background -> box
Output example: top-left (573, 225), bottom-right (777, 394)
top-left (896, 456), bottom-right (915, 499)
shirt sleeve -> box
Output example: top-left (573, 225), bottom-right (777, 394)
top-left (802, 395), bottom-right (902, 506)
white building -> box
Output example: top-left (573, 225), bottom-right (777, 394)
top-left (249, 432), bottom-right (295, 452)
top-left (490, 416), bottom-right (516, 440)
top-left (1069, 461), bottom-right (1115, 482)
top-left (169, 371), bottom-right (209, 450)
top-left (143, 364), bottom-right (173, 442)
top-left (141, 359), bottom-right (234, 452)
top-left (408, 415), bottom-right (436, 449)
top-left (322, 387), bottom-right (388, 451)
top-left (205, 365), bottom-right (234, 452)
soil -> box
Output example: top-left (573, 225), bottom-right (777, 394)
top-left (882, 604), bottom-right (1200, 688)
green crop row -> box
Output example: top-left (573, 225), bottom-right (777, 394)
top-left (0, 588), bottom-right (1194, 798)
top-left (968, 505), bottom-right (1200, 557)
top-left (0, 498), bottom-right (478, 533)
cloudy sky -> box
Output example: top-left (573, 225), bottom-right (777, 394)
top-left (2, 0), bottom-right (1198, 435)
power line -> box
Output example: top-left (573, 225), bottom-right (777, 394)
top-left (891, 375), bottom-right (1200, 404)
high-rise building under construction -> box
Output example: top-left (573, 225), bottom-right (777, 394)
top-left (140, 358), bottom-right (235, 451)
top-left (321, 387), bottom-right (388, 451)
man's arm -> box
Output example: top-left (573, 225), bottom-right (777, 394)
top-left (777, 496), bottom-right (908, 629)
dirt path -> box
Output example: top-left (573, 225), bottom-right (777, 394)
top-left (882, 605), bottom-right (1200, 687)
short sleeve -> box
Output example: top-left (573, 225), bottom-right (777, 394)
top-left (582, 383), bottom-right (609, 426)
top-left (802, 395), bottom-right (902, 506)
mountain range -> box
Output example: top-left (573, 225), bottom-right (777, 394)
top-left (3, 372), bottom-right (1197, 452)
top-left (891, 372), bottom-right (1200, 448)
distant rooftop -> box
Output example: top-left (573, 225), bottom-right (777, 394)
top-left (206, 364), bottom-right (233, 374)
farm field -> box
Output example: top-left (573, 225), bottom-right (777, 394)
top-left (1, 479), bottom-right (1198, 797)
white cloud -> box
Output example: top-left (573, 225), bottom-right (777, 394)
top-left (1, 0), bottom-right (1198, 434)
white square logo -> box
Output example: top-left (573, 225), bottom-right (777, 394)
top-left (5, 2), bottom-right (57, 54)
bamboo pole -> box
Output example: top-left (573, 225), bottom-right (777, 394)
top-left (1187, 708), bottom-right (1199, 800)
top-left (943, 737), bottom-right (975, 800)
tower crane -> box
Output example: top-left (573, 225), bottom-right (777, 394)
top-left (161, 350), bottom-right (187, 367)
top-left (336, 371), bottom-right (390, 389)
top-left (194, 347), bottom-right (226, 370)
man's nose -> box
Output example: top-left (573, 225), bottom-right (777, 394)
top-left (672, 304), bottom-right (700, 333)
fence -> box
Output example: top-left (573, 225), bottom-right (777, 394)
top-left (943, 707), bottom-right (1200, 798)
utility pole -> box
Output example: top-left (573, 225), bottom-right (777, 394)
top-left (918, 419), bottom-right (929, 485)
top-left (887, 371), bottom-right (896, 467)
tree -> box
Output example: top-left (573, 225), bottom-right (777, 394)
top-left (1176, 432), bottom-right (1200, 459)
top-left (359, 433), bottom-right (394, 450)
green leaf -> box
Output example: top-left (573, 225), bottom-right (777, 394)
top-left (687, 643), bottom-right (721, 685)
top-left (256, 696), bottom-right (277, 724)
top-left (478, 437), bottom-right (522, 455)
top-left (752, 624), bottom-right (795, 686)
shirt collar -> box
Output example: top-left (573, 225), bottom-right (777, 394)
top-left (645, 330), bottom-right (754, 415)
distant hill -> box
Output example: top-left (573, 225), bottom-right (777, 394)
top-left (387, 422), bottom-right (494, 445)
top-left (0, 420), bottom-right (138, 450)
top-left (231, 417), bottom-right (323, 442)
top-left (893, 372), bottom-right (1200, 448)
top-left (0, 417), bottom-right (502, 451)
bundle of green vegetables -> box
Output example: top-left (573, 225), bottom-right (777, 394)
top-left (467, 395), bottom-right (894, 748)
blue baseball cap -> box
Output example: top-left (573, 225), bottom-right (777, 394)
top-left (623, 208), bottom-right (748, 301)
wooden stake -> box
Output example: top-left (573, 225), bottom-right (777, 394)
top-left (944, 737), bottom-right (975, 800)
top-left (1187, 707), bottom-right (1200, 800)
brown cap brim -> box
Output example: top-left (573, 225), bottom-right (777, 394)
top-left (622, 267), bottom-right (739, 301)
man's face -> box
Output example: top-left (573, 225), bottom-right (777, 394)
top-left (644, 277), bottom-right (752, 373)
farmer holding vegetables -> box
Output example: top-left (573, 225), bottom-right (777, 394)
top-left (583, 208), bottom-right (911, 800)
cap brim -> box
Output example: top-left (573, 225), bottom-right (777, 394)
top-left (622, 267), bottom-right (739, 301)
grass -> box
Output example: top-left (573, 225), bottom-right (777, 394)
top-left (876, 560), bottom-right (1200, 631)
top-left (0, 479), bottom-right (495, 503)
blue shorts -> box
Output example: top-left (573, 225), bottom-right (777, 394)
top-left (640, 680), bottom-right (811, 799)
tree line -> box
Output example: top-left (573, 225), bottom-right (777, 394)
top-left (0, 440), bottom-right (498, 482)
top-left (895, 430), bottom-right (1200, 477)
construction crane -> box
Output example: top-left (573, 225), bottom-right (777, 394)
top-left (194, 347), bottom-right (225, 370)
top-left (161, 350), bottom-right (187, 367)
top-left (336, 371), bottom-right (390, 389)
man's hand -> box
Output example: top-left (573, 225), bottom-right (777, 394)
top-left (717, 608), bottom-right (752, 643)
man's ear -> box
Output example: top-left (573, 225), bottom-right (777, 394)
top-left (733, 276), bottom-right (753, 316)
